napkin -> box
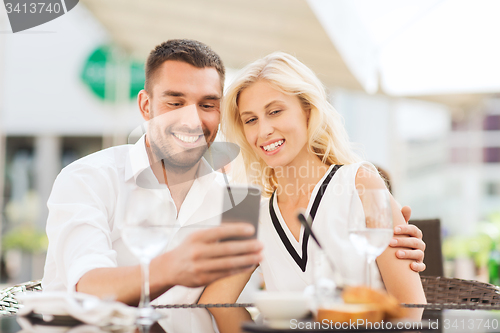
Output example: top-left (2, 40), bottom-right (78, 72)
top-left (16, 292), bottom-right (137, 327)
top-left (17, 315), bottom-right (122, 333)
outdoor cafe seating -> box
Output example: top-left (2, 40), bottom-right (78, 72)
top-left (0, 275), bottom-right (500, 332)
top-left (1, 219), bottom-right (499, 331)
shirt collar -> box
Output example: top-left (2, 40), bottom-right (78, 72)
top-left (125, 135), bottom-right (151, 182)
top-left (196, 155), bottom-right (218, 187)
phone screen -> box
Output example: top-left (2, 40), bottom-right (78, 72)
top-left (221, 185), bottom-right (261, 240)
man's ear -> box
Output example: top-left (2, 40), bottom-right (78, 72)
top-left (138, 89), bottom-right (152, 121)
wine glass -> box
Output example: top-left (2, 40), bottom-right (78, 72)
top-left (121, 190), bottom-right (177, 325)
top-left (348, 188), bottom-right (393, 288)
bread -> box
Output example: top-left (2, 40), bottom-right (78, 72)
top-left (316, 304), bottom-right (384, 324)
top-left (342, 286), bottom-right (407, 320)
top-left (315, 286), bottom-right (406, 324)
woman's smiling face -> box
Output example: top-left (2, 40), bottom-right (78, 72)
top-left (238, 80), bottom-right (310, 168)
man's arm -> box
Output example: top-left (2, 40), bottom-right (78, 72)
top-left (43, 163), bottom-right (122, 293)
top-left (77, 223), bottom-right (263, 306)
top-left (44, 162), bottom-right (262, 305)
top-left (391, 206), bottom-right (427, 273)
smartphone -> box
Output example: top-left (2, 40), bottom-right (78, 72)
top-left (221, 185), bottom-right (261, 240)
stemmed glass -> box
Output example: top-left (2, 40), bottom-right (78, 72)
top-left (348, 188), bottom-right (393, 288)
top-left (121, 190), bottom-right (176, 325)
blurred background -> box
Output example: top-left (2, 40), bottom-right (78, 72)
top-left (0, 0), bottom-right (499, 285)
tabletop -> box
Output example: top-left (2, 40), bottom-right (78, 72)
top-left (3, 309), bottom-right (500, 333)
top-left (0, 307), bottom-right (218, 333)
top-left (243, 310), bottom-right (500, 333)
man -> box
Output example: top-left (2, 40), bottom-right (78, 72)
top-left (42, 39), bottom-right (425, 307)
top-left (42, 40), bottom-right (262, 308)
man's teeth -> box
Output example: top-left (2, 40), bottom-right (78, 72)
top-left (174, 133), bottom-right (200, 143)
top-left (263, 140), bottom-right (284, 152)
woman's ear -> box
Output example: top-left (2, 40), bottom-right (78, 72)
top-left (305, 107), bottom-right (311, 125)
top-left (300, 97), bottom-right (312, 125)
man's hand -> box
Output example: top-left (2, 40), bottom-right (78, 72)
top-left (77, 223), bottom-right (262, 306)
top-left (155, 223), bottom-right (263, 289)
top-left (390, 206), bottom-right (426, 273)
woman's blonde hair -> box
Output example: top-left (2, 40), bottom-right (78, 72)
top-left (222, 52), bottom-right (361, 197)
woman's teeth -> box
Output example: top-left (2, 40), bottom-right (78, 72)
top-left (263, 140), bottom-right (284, 152)
top-left (174, 133), bottom-right (200, 143)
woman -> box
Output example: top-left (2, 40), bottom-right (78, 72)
top-left (200, 52), bottom-right (426, 331)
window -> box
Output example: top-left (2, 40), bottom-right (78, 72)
top-left (484, 147), bottom-right (500, 163)
top-left (484, 115), bottom-right (500, 131)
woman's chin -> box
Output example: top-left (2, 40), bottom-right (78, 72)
top-left (262, 157), bottom-right (291, 169)
top-left (256, 150), bottom-right (294, 169)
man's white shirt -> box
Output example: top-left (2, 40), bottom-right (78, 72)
top-left (42, 135), bottom-right (226, 306)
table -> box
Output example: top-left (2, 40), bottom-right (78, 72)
top-left (0, 307), bottom-right (222, 333)
top-left (242, 310), bottom-right (500, 333)
top-left (2, 309), bottom-right (500, 332)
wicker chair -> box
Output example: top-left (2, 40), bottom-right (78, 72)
top-left (410, 219), bottom-right (444, 277)
top-left (3, 277), bottom-right (500, 314)
top-left (0, 280), bottom-right (42, 315)
top-left (419, 276), bottom-right (500, 310)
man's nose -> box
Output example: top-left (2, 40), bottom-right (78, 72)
top-left (178, 104), bottom-right (203, 130)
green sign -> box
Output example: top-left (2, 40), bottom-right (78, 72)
top-left (80, 45), bottom-right (145, 101)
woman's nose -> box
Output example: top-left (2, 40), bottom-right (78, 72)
top-left (258, 119), bottom-right (274, 138)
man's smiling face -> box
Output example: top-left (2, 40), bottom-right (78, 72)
top-left (140, 60), bottom-right (222, 172)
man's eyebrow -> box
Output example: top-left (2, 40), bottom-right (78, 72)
top-left (203, 95), bottom-right (221, 101)
top-left (160, 91), bottom-right (220, 100)
top-left (161, 90), bottom-right (185, 97)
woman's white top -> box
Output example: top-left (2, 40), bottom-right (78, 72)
top-left (258, 162), bottom-right (385, 292)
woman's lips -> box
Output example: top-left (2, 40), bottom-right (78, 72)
top-left (260, 139), bottom-right (285, 155)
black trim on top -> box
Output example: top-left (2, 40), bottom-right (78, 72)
top-left (269, 164), bottom-right (343, 272)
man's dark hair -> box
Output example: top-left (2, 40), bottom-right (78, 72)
top-left (145, 39), bottom-right (225, 94)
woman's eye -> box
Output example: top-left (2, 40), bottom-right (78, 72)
top-left (244, 118), bottom-right (256, 125)
top-left (270, 109), bottom-right (282, 115)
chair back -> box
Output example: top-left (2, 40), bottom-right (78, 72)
top-left (0, 280), bottom-right (42, 315)
top-left (410, 219), bottom-right (444, 276)
top-left (421, 276), bottom-right (500, 308)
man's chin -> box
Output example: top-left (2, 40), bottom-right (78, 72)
top-left (162, 160), bottom-right (201, 176)
top-left (162, 150), bottom-right (207, 170)
top-left (151, 140), bottom-right (206, 158)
